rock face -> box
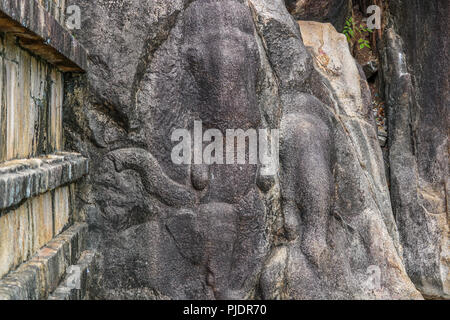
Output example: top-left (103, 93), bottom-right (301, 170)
top-left (380, 0), bottom-right (449, 299)
top-left (253, 12), bottom-right (418, 298)
top-left (284, 0), bottom-right (351, 31)
top-left (63, 0), bottom-right (445, 299)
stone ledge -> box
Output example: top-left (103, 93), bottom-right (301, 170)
top-left (48, 250), bottom-right (99, 300)
top-left (0, 152), bottom-right (89, 211)
top-left (0, 0), bottom-right (87, 72)
top-left (0, 223), bottom-right (87, 300)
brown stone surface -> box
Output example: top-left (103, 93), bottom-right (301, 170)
top-left (0, 33), bottom-right (64, 162)
top-left (0, 223), bottom-right (87, 300)
top-left (37, 0), bottom-right (67, 25)
top-left (0, 0), bottom-right (87, 72)
top-left (0, 185), bottom-right (76, 279)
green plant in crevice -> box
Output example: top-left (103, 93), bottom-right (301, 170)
top-left (343, 17), bottom-right (356, 42)
top-left (358, 38), bottom-right (371, 49)
top-left (342, 16), bottom-right (373, 50)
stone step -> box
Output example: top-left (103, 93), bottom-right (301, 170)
top-left (0, 153), bottom-right (89, 210)
top-left (0, 223), bottom-right (87, 300)
top-left (0, 0), bottom-right (88, 72)
top-left (0, 153), bottom-right (89, 280)
top-left (48, 250), bottom-right (99, 300)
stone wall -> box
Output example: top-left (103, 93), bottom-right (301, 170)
top-left (0, 0), bottom-right (93, 300)
top-left (38, 0), bottom-right (67, 25)
top-left (0, 33), bottom-right (64, 161)
top-left (0, 185), bottom-right (72, 278)
top-left (0, 153), bottom-right (88, 279)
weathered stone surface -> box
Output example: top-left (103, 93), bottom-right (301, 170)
top-left (298, 21), bottom-right (399, 249)
top-left (48, 250), bottom-right (100, 300)
top-left (0, 0), bottom-right (87, 72)
top-left (284, 0), bottom-right (351, 31)
top-left (0, 153), bottom-right (88, 210)
top-left (251, 2), bottom-right (419, 299)
top-left (362, 60), bottom-right (378, 80)
top-left (0, 156), bottom-right (86, 279)
top-left (0, 191), bottom-right (52, 279)
top-left (0, 32), bottom-right (66, 162)
top-left (0, 223), bottom-right (87, 300)
top-left (0, 0), bottom-right (91, 301)
top-left (0, 184), bottom-right (80, 279)
top-left (380, 24), bottom-right (449, 299)
top-left (66, 0), bottom-right (272, 300)
top-left (61, 0), bottom-right (429, 300)
top-left (38, 0), bottom-right (67, 25)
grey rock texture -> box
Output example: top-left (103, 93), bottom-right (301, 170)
top-left (284, 0), bottom-right (351, 31)
top-left (250, 4), bottom-right (417, 298)
top-left (66, 0), bottom-right (270, 300)
top-left (380, 0), bottom-right (449, 299)
top-left (62, 0), bottom-right (445, 299)
top-left (362, 60), bottom-right (378, 80)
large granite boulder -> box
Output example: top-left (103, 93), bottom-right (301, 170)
top-left (251, 3), bottom-right (418, 297)
top-left (63, 0), bottom-right (425, 299)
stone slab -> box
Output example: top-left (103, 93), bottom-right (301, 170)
top-left (48, 250), bottom-right (99, 300)
top-left (0, 0), bottom-right (87, 72)
top-left (0, 152), bottom-right (88, 210)
top-left (0, 222), bottom-right (87, 300)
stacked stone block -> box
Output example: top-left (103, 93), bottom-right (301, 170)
top-left (0, 0), bottom-right (91, 300)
